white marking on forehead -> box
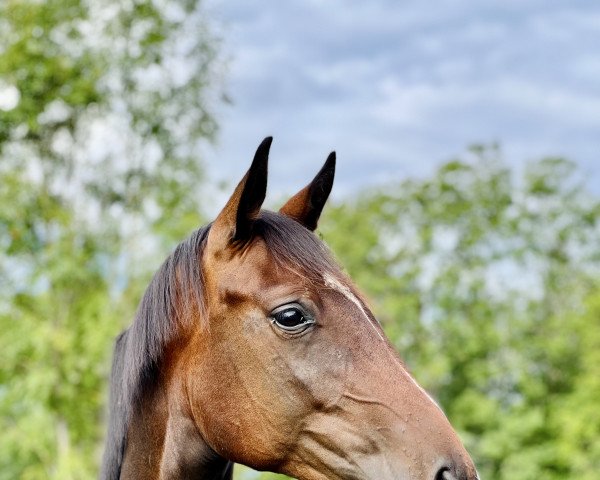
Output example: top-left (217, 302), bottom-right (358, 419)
top-left (323, 272), bottom-right (385, 342)
top-left (404, 369), bottom-right (444, 413)
top-left (323, 272), bottom-right (444, 414)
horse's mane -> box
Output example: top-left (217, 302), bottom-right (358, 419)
top-left (100, 211), bottom-right (339, 479)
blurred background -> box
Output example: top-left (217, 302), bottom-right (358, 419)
top-left (1, 0), bottom-right (599, 479)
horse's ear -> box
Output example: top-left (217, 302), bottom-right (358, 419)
top-left (279, 152), bottom-right (335, 231)
top-left (208, 137), bottom-right (272, 250)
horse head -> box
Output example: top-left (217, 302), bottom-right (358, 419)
top-left (103, 137), bottom-right (478, 480)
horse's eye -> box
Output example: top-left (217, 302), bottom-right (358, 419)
top-left (271, 305), bottom-right (314, 333)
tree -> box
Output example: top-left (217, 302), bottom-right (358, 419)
top-left (0, 176), bottom-right (120, 478)
top-left (0, 0), bottom-right (222, 242)
top-left (0, 0), bottom-right (222, 477)
top-left (319, 147), bottom-right (600, 480)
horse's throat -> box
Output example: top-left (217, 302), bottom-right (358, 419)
top-left (120, 386), bottom-right (233, 480)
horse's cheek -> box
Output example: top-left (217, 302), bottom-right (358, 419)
top-left (184, 325), bottom-right (293, 468)
top-left (287, 338), bottom-right (352, 411)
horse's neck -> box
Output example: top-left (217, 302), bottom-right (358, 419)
top-left (120, 381), bottom-right (233, 480)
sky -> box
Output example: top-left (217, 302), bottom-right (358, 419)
top-left (203, 0), bottom-right (600, 202)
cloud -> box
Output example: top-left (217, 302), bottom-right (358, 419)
top-left (204, 0), bottom-right (600, 204)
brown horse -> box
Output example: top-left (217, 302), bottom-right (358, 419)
top-left (101, 137), bottom-right (478, 480)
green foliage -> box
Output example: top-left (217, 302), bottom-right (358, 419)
top-left (234, 466), bottom-right (290, 480)
top-left (0, 0), bottom-right (220, 478)
top-left (317, 148), bottom-right (600, 480)
top-left (0, 190), bottom-right (117, 479)
top-left (0, 0), bottom-right (222, 242)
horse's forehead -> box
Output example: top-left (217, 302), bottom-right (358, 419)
top-left (233, 239), bottom-right (272, 273)
top-left (211, 239), bottom-right (293, 291)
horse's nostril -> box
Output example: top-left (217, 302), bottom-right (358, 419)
top-left (434, 467), bottom-right (456, 480)
top-left (434, 463), bottom-right (478, 480)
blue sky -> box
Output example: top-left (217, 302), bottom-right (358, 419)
top-left (205, 0), bottom-right (600, 200)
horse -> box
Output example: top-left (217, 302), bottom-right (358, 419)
top-left (101, 137), bottom-right (478, 480)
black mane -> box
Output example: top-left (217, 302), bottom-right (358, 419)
top-left (100, 224), bottom-right (210, 480)
top-left (100, 211), bottom-right (339, 479)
